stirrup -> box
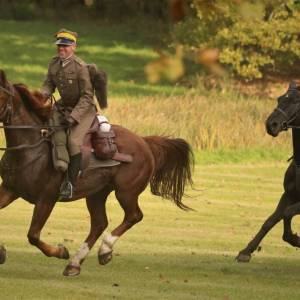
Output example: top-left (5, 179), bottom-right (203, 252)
top-left (58, 181), bottom-right (73, 200)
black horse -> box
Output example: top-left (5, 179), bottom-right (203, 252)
top-left (237, 82), bottom-right (300, 262)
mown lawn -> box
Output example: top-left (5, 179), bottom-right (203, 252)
top-left (1, 163), bottom-right (300, 300)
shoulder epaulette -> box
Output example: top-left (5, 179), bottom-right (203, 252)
top-left (74, 56), bottom-right (85, 66)
top-left (49, 56), bottom-right (60, 65)
top-left (51, 55), bottom-right (59, 61)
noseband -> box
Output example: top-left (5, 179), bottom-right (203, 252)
top-left (275, 102), bottom-right (300, 130)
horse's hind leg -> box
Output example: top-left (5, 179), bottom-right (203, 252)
top-left (98, 190), bottom-right (143, 265)
top-left (27, 198), bottom-right (69, 260)
top-left (236, 192), bottom-right (289, 262)
top-left (63, 188), bottom-right (111, 276)
top-left (0, 185), bottom-right (18, 264)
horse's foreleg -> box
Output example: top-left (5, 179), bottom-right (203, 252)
top-left (236, 193), bottom-right (289, 262)
top-left (98, 191), bottom-right (143, 265)
top-left (0, 184), bottom-right (18, 264)
top-left (282, 202), bottom-right (300, 247)
top-left (63, 189), bottom-right (111, 276)
top-left (27, 199), bottom-right (69, 260)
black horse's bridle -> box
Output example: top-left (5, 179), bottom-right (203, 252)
top-left (275, 102), bottom-right (300, 130)
top-left (0, 83), bottom-right (66, 151)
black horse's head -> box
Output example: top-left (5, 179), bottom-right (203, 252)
top-left (266, 82), bottom-right (300, 137)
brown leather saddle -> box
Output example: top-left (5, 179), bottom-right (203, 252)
top-left (81, 116), bottom-right (132, 171)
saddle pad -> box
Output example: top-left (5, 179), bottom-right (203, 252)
top-left (86, 154), bottom-right (120, 170)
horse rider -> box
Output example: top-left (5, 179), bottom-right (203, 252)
top-left (41, 29), bottom-right (97, 199)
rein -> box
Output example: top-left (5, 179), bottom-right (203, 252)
top-left (0, 83), bottom-right (66, 151)
top-left (0, 138), bottom-right (50, 151)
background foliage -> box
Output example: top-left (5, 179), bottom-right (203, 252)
top-left (173, 0), bottom-right (300, 80)
top-left (1, 1), bottom-right (300, 81)
top-left (0, 0), bottom-right (170, 21)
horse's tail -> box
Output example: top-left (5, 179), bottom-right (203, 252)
top-left (143, 136), bottom-right (194, 210)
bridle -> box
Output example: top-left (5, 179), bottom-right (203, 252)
top-left (0, 85), bottom-right (14, 124)
top-left (274, 96), bottom-right (300, 131)
top-left (0, 83), bottom-right (67, 151)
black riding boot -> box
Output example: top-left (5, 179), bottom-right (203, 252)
top-left (59, 153), bottom-right (82, 200)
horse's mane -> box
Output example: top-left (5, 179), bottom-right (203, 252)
top-left (13, 84), bottom-right (52, 122)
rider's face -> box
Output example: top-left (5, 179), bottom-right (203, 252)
top-left (57, 44), bottom-right (76, 59)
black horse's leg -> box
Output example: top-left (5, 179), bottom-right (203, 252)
top-left (63, 188), bottom-right (111, 276)
top-left (236, 192), bottom-right (290, 262)
top-left (27, 198), bottom-right (69, 259)
top-left (282, 202), bottom-right (300, 247)
top-left (98, 190), bottom-right (143, 265)
top-left (0, 184), bottom-right (18, 264)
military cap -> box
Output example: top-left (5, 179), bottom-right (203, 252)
top-left (55, 28), bottom-right (78, 46)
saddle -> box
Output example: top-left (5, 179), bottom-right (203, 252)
top-left (81, 115), bottom-right (133, 171)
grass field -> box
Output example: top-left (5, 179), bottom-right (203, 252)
top-left (1, 163), bottom-right (300, 300)
top-left (0, 19), bottom-right (293, 160)
top-left (1, 19), bottom-right (300, 299)
top-left (0, 19), bottom-right (183, 97)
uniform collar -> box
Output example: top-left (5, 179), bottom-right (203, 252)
top-left (61, 54), bottom-right (74, 67)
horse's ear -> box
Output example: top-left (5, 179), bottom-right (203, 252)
top-left (0, 70), bottom-right (7, 87)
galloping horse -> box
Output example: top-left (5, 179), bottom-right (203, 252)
top-left (237, 83), bottom-right (300, 262)
top-left (0, 70), bottom-right (193, 276)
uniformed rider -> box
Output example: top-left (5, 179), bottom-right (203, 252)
top-left (41, 29), bottom-right (97, 199)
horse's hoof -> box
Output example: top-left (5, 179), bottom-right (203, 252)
top-left (0, 245), bottom-right (6, 264)
top-left (58, 244), bottom-right (70, 260)
top-left (236, 252), bottom-right (251, 263)
top-left (98, 251), bottom-right (113, 265)
top-left (63, 264), bottom-right (81, 276)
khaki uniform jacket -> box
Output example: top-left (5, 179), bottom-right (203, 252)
top-left (42, 55), bottom-right (97, 156)
top-left (42, 54), bottom-right (96, 123)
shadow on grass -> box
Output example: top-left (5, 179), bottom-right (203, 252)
top-left (1, 250), bottom-right (300, 280)
top-left (1, 251), bottom-right (300, 300)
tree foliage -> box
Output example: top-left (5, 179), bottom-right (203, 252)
top-left (173, 0), bottom-right (300, 80)
top-left (2, 0), bottom-right (300, 80)
top-left (0, 0), bottom-right (170, 21)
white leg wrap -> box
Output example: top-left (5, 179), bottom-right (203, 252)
top-left (99, 233), bottom-right (119, 255)
top-left (70, 242), bottom-right (90, 267)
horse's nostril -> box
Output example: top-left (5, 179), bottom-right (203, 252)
top-left (271, 122), bottom-right (278, 129)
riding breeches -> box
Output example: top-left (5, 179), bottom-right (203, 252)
top-left (52, 105), bottom-right (96, 157)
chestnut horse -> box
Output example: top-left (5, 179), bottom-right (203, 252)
top-left (0, 70), bottom-right (193, 276)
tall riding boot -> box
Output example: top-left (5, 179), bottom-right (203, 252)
top-left (59, 153), bottom-right (82, 200)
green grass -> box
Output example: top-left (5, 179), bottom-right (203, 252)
top-left (0, 19), bottom-right (293, 159)
top-left (195, 147), bottom-right (290, 164)
top-left (1, 163), bottom-right (300, 299)
top-left (0, 19), bottom-right (184, 97)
